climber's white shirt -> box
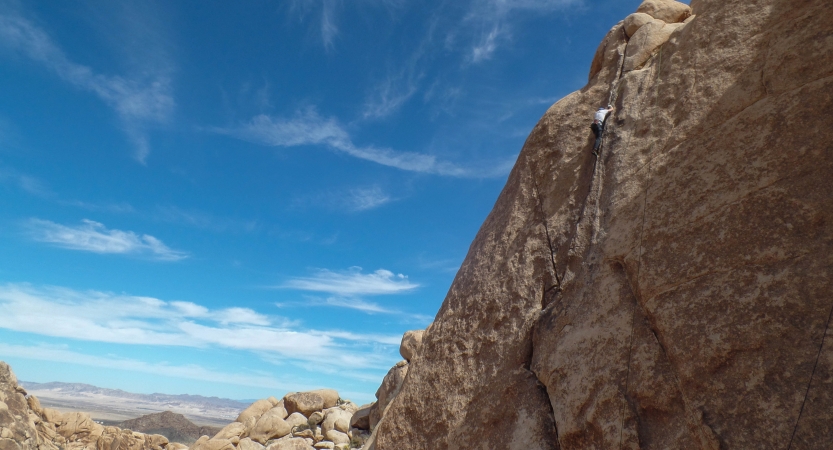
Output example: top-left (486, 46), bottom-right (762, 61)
top-left (594, 109), bottom-right (611, 123)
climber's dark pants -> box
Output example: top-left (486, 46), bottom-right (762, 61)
top-left (592, 123), bottom-right (604, 150)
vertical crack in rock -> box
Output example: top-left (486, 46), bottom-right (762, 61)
top-left (607, 28), bottom-right (630, 110)
top-left (524, 362), bottom-right (563, 450)
top-left (531, 174), bottom-right (562, 298)
top-left (787, 299), bottom-right (833, 450)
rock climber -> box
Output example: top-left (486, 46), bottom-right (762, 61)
top-left (591, 104), bottom-right (615, 155)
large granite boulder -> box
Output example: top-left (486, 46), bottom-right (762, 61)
top-left (398, 330), bottom-right (424, 363)
top-left (248, 408), bottom-right (291, 444)
top-left (348, 405), bottom-right (371, 431)
top-left (373, 0), bottom-right (833, 448)
top-left (236, 401), bottom-right (273, 425)
top-left (318, 409), bottom-right (349, 436)
top-left (636, 0), bottom-right (691, 23)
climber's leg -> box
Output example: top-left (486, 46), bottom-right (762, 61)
top-left (593, 124), bottom-right (604, 152)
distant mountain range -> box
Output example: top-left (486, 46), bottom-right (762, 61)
top-left (20, 381), bottom-right (248, 427)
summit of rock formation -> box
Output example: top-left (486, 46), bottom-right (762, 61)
top-left (116, 412), bottom-right (220, 446)
top-left (368, 0), bottom-right (833, 448)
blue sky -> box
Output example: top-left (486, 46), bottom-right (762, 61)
top-left (0, 0), bottom-right (651, 405)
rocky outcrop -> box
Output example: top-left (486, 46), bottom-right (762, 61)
top-left (350, 329), bottom-right (427, 450)
top-left (185, 390), bottom-right (360, 450)
top-left (0, 361), bottom-right (186, 450)
top-left (116, 412), bottom-right (220, 445)
top-left (0, 362), bottom-right (39, 450)
top-left (367, 362), bottom-right (407, 433)
top-left (372, 0), bottom-right (833, 448)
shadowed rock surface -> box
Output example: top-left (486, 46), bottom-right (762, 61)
top-left (373, 0), bottom-right (833, 448)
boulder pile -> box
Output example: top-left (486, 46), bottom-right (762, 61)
top-left (192, 329), bottom-right (426, 450)
top-left (191, 389), bottom-right (359, 450)
top-left (33, 402), bottom-right (181, 450)
top-left (0, 361), bottom-right (183, 450)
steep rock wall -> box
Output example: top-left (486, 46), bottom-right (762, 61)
top-left (374, 0), bottom-right (833, 448)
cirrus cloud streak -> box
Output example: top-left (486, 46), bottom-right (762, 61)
top-left (0, 8), bottom-right (173, 162)
top-left (0, 283), bottom-right (399, 371)
top-left (26, 219), bottom-right (188, 261)
top-left (280, 267), bottom-right (418, 296)
top-left (214, 108), bottom-right (468, 176)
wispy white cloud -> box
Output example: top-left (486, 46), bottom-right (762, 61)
top-left (0, 342), bottom-right (309, 392)
top-left (292, 185), bottom-right (392, 213)
top-left (362, 73), bottom-right (420, 120)
top-left (215, 108), bottom-right (468, 176)
top-left (0, 283), bottom-right (399, 371)
top-left (26, 218), bottom-right (188, 261)
top-left (324, 297), bottom-right (394, 313)
top-left (289, 0), bottom-right (405, 50)
top-left (320, 0), bottom-right (339, 50)
top-left (280, 267), bottom-right (418, 296)
top-left (470, 25), bottom-right (501, 63)
top-left (155, 205), bottom-right (259, 234)
top-left (416, 255), bottom-right (463, 273)
top-left (0, 9), bottom-right (173, 162)
top-left (464, 0), bottom-right (582, 63)
top-left (0, 167), bottom-right (52, 197)
top-left (347, 186), bottom-right (391, 211)
top-left (318, 329), bottom-right (401, 346)
top-left (277, 296), bottom-right (397, 314)
top-left (63, 200), bottom-right (137, 214)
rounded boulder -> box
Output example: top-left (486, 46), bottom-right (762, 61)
top-left (283, 392), bottom-right (325, 417)
top-left (249, 409), bottom-right (291, 444)
top-left (236, 399), bottom-right (274, 424)
top-left (320, 408), bottom-right (351, 436)
top-left (624, 12), bottom-right (654, 37)
top-left (635, 0), bottom-right (691, 23)
top-left (264, 437), bottom-right (313, 450)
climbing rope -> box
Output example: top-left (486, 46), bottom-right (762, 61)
top-left (597, 28), bottom-right (631, 155)
top-left (607, 28), bottom-right (629, 107)
top-left (536, 33), bottom-right (633, 296)
top-left (619, 45), bottom-right (668, 449)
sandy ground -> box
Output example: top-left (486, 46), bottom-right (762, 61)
top-left (26, 389), bottom-right (239, 427)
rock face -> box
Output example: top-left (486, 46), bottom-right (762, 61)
top-left (367, 362), bottom-right (408, 432)
top-left (374, 0), bottom-right (833, 448)
top-left (0, 362), bottom-right (38, 450)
